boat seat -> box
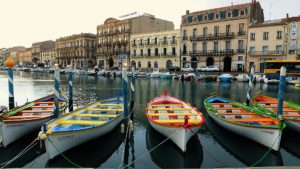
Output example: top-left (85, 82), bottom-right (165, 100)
top-left (218, 112), bottom-right (254, 115)
top-left (147, 113), bottom-right (198, 116)
top-left (35, 102), bottom-right (64, 104)
top-left (283, 114), bottom-right (300, 117)
top-left (228, 118), bottom-right (275, 122)
top-left (150, 104), bottom-right (183, 107)
top-left (72, 113), bottom-right (118, 118)
top-left (149, 108), bottom-right (191, 111)
top-left (96, 103), bottom-right (123, 106)
top-left (21, 110), bottom-right (53, 113)
top-left (154, 119), bottom-right (201, 124)
top-left (4, 115), bottom-right (49, 119)
top-left (85, 108), bottom-right (123, 112)
top-left (32, 105), bottom-right (53, 108)
top-left (56, 120), bottom-right (105, 125)
top-left (214, 108), bottom-right (241, 110)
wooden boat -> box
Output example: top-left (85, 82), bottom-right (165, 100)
top-left (145, 91), bottom-right (204, 152)
top-left (204, 96), bottom-right (285, 151)
top-left (39, 97), bottom-right (124, 160)
top-left (252, 95), bottom-right (300, 133)
top-left (0, 94), bottom-right (68, 147)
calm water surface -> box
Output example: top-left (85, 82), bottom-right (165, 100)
top-left (0, 71), bottom-right (300, 168)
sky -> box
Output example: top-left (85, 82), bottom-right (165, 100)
top-left (0, 0), bottom-right (299, 48)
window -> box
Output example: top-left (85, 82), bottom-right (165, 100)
top-left (193, 28), bottom-right (197, 37)
top-left (155, 48), bottom-right (159, 56)
top-left (262, 46), bottom-right (269, 53)
top-left (182, 44), bottom-right (187, 54)
top-left (214, 42), bottom-right (219, 52)
top-left (220, 11), bottom-right (226, 19)
top-left (154, 61), bottom-right (158, 68)
top-left (250, 46), bottom-right (255, 54)
top-left (214, 26), bottom-right (219, 36)
top-left (133, 40), bottom-right (136, 45)
top-left (226, 25), bottom-right (231, 34)
top-left (250, 33), bottom-right (256, 41)
top-left (172, 36), bottom-right (176, 44)
top-left (240, 10), bottom-right (245, 16)
top-left (147, 49), bottom-right (151, 56)
top-left (204, 15), bottom-right (208, 20)
top-left (192, 43), bottom-right (197, 52)
top-left (133, 50), bottom-right (136, 56)
top-left (187, 16), bottom-right (193, 23)
top-left (239, 23), bottom-right (245, 33)
top-left (208, 13), bottom-right (215, 20)
top-left (232, 9), bottom-right (239, 17)
top-left (277, 31), bottom-right (282, 39)
top-left (216, 14), bottom-right (219, 19)
top-left (138, 61), bottom-right (141, 68)
top-left (147, 38), bottom-right (150, 45)
top-left (163, 48), bottom-right (167, 55)
top-left (148, 61), bottom-right (151, 68)
top-left (140, 39), bottom-right (143, 44)
top-left (263, 32), bottom-right (269, 40)
top-left (155, 38), bottom-right (158, 44)
top-left (198, 15), bottom-right (203, 22)
top-left (202, 42), bottom-right (207, 52)
top-left (276, 45), bottom-right (283, 53)
top-left (227, 12), bottom-right (232, 17)
top-left (238, 56), bottom-right (243, 61)
top-left (238, 40), bottom-right (244, 49)
top-left (183, 30), bottom-right (187, 38)
top-left (172, 47), bottom-right (176, 55)
top-left (140, 49), bottom-right (143, 56)
top-left (225, 41), bottom-right (231, 50)
top-left (203, 27), bottom-right (208, 36)
top-left (163, 37), bottom-right (167, 44)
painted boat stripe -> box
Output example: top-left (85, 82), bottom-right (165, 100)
top-left (56, 120), bottom-right (105, 125)
top-left (149, 108), bottom-right (191, 111)
top-left (147, 113), bottom-right (198, 116)
top-left (72, 113), bottom-right (118, 118)
top-left (85, 108), bottom-right (123, 111)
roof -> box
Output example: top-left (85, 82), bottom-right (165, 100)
top-left (249, 19), bottom-right (286, 28)
top-left (287, 16), bottom-right (300, 22)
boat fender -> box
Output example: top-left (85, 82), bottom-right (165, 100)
top-left (46, 129), bottom-right (52, 135)
top-left (38, 131), bottom-right (44, 138)
top-left (39, 134), bottom-right (47, 141)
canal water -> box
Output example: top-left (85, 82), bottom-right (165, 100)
top-left (0, 71), bottom-right (300, 168)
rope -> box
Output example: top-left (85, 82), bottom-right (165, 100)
top-left (47, 137), bottom-right (82, 168)
top-left (249, 129), bottom-right (283, 167)
top-left (0, 138), bottom-right (38, 168)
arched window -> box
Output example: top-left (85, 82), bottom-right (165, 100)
top-left (148, 61), bottom-right (151, 68)
top-left (138, 61), bottom-right (141, 68)
top-left (166, 60), bottom-right (173, 68)
top-left (154, 61), bottom-right (158, 68)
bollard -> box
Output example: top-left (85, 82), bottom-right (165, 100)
top-left (277, 66), bottom-right (286, 121)
top-left (68, 70), bottom-right (73, 112)
top-left (246, 66), bottom-right (255, 106)
top-left (5, 58), bottom-right (15, 109)
top-left (122, 67), bottom-right (129, 118)
top-left (53, 64), bottom-right (60, 118)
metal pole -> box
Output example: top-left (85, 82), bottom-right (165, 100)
top-left (5, 58), bottom-right (15, 109)
top-left (122, 67), bottom-right (129, 118)
top-left (246, 66), bottom-right (254, 106)
top-left (277, 66), bottom-right (286, 120)
top-left (130, 76), bottom-right (135, 111)
top-left (68, 70), bottom-right (73, 112)
top-left (54, 64), bottom-right (60, 118)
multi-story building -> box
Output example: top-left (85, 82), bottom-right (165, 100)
top-left (130, 29), bottom-right (180, 70)
top-left (0, 48), bottom-right (9, 66)
top-left (56, 33), bottom-right (96, 68)
top-left (19, 48), bottom-right (32, 66)
top-left (96, 13), bottom-right (174, 69)
top-left (286, 16), bottom-right (300, 60)
top-left (32, 40), bottom-right (55, 64)
top-left (181, 1), bottom-right (264, 72)
top-left (248, 19), bottom-right (287, 72)
top-left (7, 46), bottom-right (26, 65)
top-left (40, 49), bottom-right (57, 67)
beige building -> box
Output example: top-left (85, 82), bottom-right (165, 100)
top-left (248, 19), bottom-right (287, 72)
top-left (286, 16), bottom-right (300, 60)
top-left (96, 13), bottom-right (174, 69)
top-left (9, 52), bottom-right (20, 65)
top-left (130, 29), bottom-right (180, 70)
top-left (40, 49), bottom-right (57, 67)
top-left (56, 33), bottom-right (96, 69)
top-left (19, 48), bottom-right (32, 66)
top-left (32, 40), bottom-right (55, 64)
top-left (181, 1), bottom-right (264, 72)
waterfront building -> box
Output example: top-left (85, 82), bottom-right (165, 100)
top-left (180, 1), bottom-right (264, 72)
top-left (130, 29), bottom-right (180, 70)
top-left (248, 19), bottom-right (287, 73)
top-left (0, 48), bottom-right (9, 66)
top-left (96, 13), bottom-right (174, 69)
top-left (32, 40), bottom-right (55, 65)
top-left (7, 46), bottom-right (26, 66)
top-left (18, 48), bottom-right (32, 66)
top-left (56, 33), bottom-right (96, 69)
top-left (286, 16), bottom-right (300, 60)
top-left (40, 49), bottom-right (57, 67)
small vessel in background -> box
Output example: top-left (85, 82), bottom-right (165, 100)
top-left (236, 74), bottom-right (249, 82)
top-left (254, 74), bottom-right (264, 83)
top-left (145, 91), bottom-right (204, 152)
top-left (160, 72), bottom-right (174, 79)
top-left (218, 74), bottom-right (233, 83)
top-left (204, 96), bottom-right (285, 151)
top-left (0, 94), bottom-right (68, 147)
top-left (263, 74), bottom-right (280, 84)
top-left (150, 68), bottom-right (162, 78)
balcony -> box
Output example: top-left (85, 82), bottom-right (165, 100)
top-left (161, 52), bottom-right (176, 57)
top-left (189, 32), bottom-right (234, 42)
top-left (161, 41), bottom-right (168, 45)
top-left (170, 40), bottom-right (177, 45)
top-left (236, 49), bottom-right (245, 54)
top-left (182, 36), bottom-right (188, 41)
top-left (132, 43), bottom-right (137, 47)
top-left (248, 50), bottom-right (284, 56)
top-left (237, 31), bottom-right (246, 36)
top-left (189, 49), bottom-right (234, 57)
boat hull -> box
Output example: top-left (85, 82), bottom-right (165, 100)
top-left (207, 110), bottom-right (281, 151)
top-left (1, 117), bottom-right (51, 147)
top-left (149, 121), bottom-right (199, 152)
top-left (285, 119), bottom-right (300, 133)
top-left (44, 115), bottom-right (123, 160)
top-left (219, 77), bottom-right (232, 83)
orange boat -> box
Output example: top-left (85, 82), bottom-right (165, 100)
top-left (252, 95), bottom-right (300, 133)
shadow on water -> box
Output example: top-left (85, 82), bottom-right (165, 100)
top-left (204, 114), bottom-right (283, 167)
top-left (45, 125), bottom-right (123, 168)
top-left (146, 125), bottom-right (203, 168)
top-left (282, 128), bottom-right (300, 159)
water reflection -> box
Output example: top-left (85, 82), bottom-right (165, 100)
top-left (282, 129), bottom-right (300, 159)
top-left (146, 125), bottom-right (203, 168)
top-left (205, 115), bottom-right (283, 166)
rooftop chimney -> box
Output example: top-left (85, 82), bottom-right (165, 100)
top-left (286, 13), bottom-right (289, 19)
top-left (186, 10), bottom-right (190, 15)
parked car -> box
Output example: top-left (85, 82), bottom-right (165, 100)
top-left (196, 66), bottom-right (219, 72)
top-left (168, 66), bottom-right (180, 71)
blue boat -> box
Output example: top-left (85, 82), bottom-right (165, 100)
top-left (218, 74), bottom-right (233, 83)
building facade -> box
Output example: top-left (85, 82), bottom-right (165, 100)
top-left (19, 48), bottom-right (32, 66)
top-left (31, 40), bottom-right (55, 65)
top-left (248, 19), bottom-right (287, 72)
top-left (56, 33), bottom-right (96, 69)
top-left (286, 16), bottom-right (300, 60)
top-left (40, 49), bottom-right (57, 67)
top-left (0, 48), bottom-right (9, 66)
top-left (96, 13), bottom-right (174, 69)
top-left (130, 29), bottom-right (180, 70)
top-left (180, 1), bottom-right (264, 72)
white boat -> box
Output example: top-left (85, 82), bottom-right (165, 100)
top-left (254, 74), bottom-right (263, 83)
top-left (204, 96), bottom-right (284, 151)
top-left (150, 68), bottom-right (162, 78)
top-left (287, 76), bottom-right (300, 85)
top-left (39, 97), bottom-right (124, 160)
top-left (87, 69), bottom-right (96, 76)
top-left (146, 91), bottom-right (204, 152)
top-left (97, 69), bottom-right (106, 76)
top-left (134, 72), bottom-right (148, 78)
top-left (263, 74), bottom-right (280, 84)
top-left (160, 72), bottom-right (174, 79)
top-left (218, 74), bottom-right (233, 83)
top-left (0, 95), bottom-right (68, 147)
top-left (236, 74), bottom-right (249, 82)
